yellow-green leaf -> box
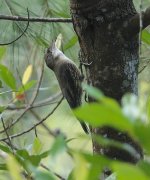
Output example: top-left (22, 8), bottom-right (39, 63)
top-left (22, 64), bottom-right (33, 85)
top-left (142, 30), bottom-right (150, 45)
top-left (74, 103), bottom-right (134, 134)
top-left (0, 47), bottom-right (6, 60)
top-left (64, 35), bottom-right (78, 50)
top-left (74, 153), bottom-right (89, 180)
top-left (0, 80), bottom-right (2, 88)
top-left (32, 138), bottom-right (43, 155)
top-left (55, 34), bottom-right (63, 49)
top-left (112, 162), bottom-right (149, 180)
top-left (6, 155), bottom-right (22, 180)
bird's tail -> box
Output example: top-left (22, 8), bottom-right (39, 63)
top-left (80, 121), bottom-right (90, 134)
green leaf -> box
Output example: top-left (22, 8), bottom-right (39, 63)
top-left (0, 143), bottom-right (12, 153)
top-left (75, 103), bottom-right (134, 134)
top-left (83, 84), bottom-right (104, 101)
top-left (51, 9), bottom-right (69, 18)
top-left (146, 96), bottom-right (150, 123)
top-left (50, 135), bottom-right (66, 157)
top-left (138, 161), bottom-right (150, 178)
top-left (18, 80), bottom-right (36, 93)
top-left (0, 80), bottom-right (3, 88)
top-left (64, 36), bottom-right (78, 50)
top-left (82, 153), bottom-right (110, 167)
top-left (16, 149), bottom-right (29, 159)
top-left (34, 171), bottom-right (55, 180)
top-left (0, 106), bottom-right (6, 113)
top-left (68, 170), bottom-right (74, 180)
top-left (16, 149), bottom-right (49, 167)
top-left (0, 163), bottom-right (7, 170)
top-left (142, 30), bottom-right (150, 45)
top-left (32, 138), bottom-right (43, 155)
top-left (73, 153), bottom-right (89, 180)
top-left (79, 152), bottom-right (111, 180)
top-left (0, 64), bottom-right (16, 90)
top-left (6, 155), bottom-right (22, 180)
top-left (134, 123), bottom-right (150, 154)
top-left (0, 47), bottom-right (6, 60)
top-left (101, 97), bottom-right (121, 112)
top-left (92, 135), bottom-right (139, 160)
top-left (112, 162), bottom-right (149, 180)
top-left (35, 36), bottom-right (49, 47)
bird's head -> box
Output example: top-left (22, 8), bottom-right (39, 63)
top-left (44, 41), bottom-right (61, 70)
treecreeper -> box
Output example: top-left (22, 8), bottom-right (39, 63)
top-left (44, 42), bottom-right (89, 134)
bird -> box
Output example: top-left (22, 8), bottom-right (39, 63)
top-left (44, 41), bottom-right (89, 134)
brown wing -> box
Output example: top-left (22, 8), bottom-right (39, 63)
top-left (58, 62), bottom-right (82, 108)
top-left (55, 62), bottom-right (89, 134)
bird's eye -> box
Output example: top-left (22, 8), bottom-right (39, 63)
top-left (47, 48), bottom-right (52, 54)
top-left (47, 48), bottom-right (50, 53)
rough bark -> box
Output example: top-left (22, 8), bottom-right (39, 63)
top-left (70, 0), bottom-right (143, 164)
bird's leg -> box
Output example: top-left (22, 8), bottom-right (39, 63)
top-left (84, 91), bottom-right (89, 102)
top-left (78, 51), bottom-right (93, 102)
top-left (81, 61), bottom-right (93, 66)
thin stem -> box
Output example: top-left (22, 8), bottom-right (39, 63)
top-left (121, 7), bottom-right (150, 39)
top-left (0, 15), bottom-right (72, 23)
top-left (1, 118), bottom-right (14, 153)
top-left (30, 109), bottom-right (57, 137)
top-left (139, 0), bottom-right (143, 56)
top-left (40, 163), bottom-right (66, 180)
top-left (0, 8), bottom-right (30, 45)
top-left (0, 98), bottom-right (63, 141)
top-left (0, 93), bottom-right (62, 134)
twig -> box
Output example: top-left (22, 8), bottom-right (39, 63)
top-left (138, 59), bottom-right (150, 73)
top-left (121, 7), bottom-right (150, 39)
top-left (40, 163), bottom-right (66, 180)
top-left (0, 62), bottom-right (45, 134)
top-left (0, 97), bottom-right (63, 141)
top-left (3, 140), bottom-right (18, 151)
top-left (1, 118), bottom-right (14, 153)
top-left (139, 0), bottom-right (143, 56)
top-left (0, 15), bottom-right (72, 23)
top-left (30, 109), bottom-right (57, 137)
top-left (7, 101), bottom-right (58, 110)
top-left (0, 93), bottom-right (62, 134)
top-left (34, 126), bottom-right (38, 137)
top-left (7, 92), bottom-right (62, 110)
top-left (0, 107), bottom-right (28, 134)
top-left (30, 61), bottom-right (44, 105)
top-left (0, 8), bottom-right (30, 45)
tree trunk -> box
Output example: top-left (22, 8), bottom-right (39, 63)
top-left (70, 0), bottom-right (143, 164)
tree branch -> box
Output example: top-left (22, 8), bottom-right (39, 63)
top-left (1, 118), bottom-right (14, 153)
top-left (30, 109), bottom-right (57, 137)
top-left (0, 92), bottom-right (61, 134)
top-left (0, 14), bottom-right (72, 23)
top-left (0, 8), bottom-right (30, 45)
top-left (40, 163), bottom-right (66, 180)
top-left (122, 7), bottom-right (150, 39)
top-left (7, 92), bottom-right (62, 110)
top-left (0, 97), bottom-right (63, 141)
top-left (9, 61), bottom-right (44, 129)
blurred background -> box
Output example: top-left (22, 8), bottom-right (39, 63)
top-left (0, 0), bottom-right (150, 179)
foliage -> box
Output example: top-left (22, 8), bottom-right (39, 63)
top-left (0, 0), bottom-right (150, 179)
top-left (0, 89), bottom-right (150, 179)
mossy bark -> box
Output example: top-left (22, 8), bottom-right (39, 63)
top-left (70, 0), bottom-right (143, 163)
